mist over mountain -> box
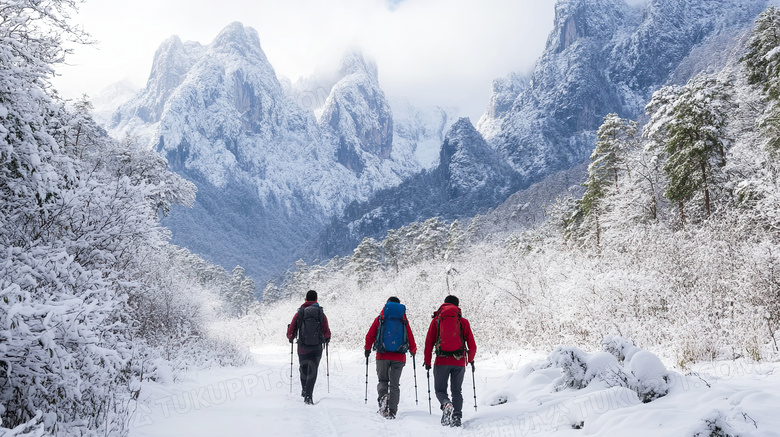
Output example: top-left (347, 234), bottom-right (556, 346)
top-left (317, 117), bottom-right (518, 256)
top-left (106, 22), bottom-right (457, 283)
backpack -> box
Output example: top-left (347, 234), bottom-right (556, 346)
top-left (297, 304), bottom-right (324, 347)
top-left (434, 305), bottom-right (465, 359)
top-left (374, 302), bottom-right (409, 354)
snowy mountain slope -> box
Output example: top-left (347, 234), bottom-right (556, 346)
top-left (391, 97), bottom-right (459, 169)
top-left (105, 23), bottom-right (435, 283)
top-left (316, 118), bottom-right (518, 257)
top-left (479, 0), bottom-right (768, 184)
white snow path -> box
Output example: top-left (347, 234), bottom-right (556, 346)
top-left (129, 347), bottom-right (780, 436)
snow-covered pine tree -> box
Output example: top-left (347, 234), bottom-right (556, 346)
top-left (351, 237), bottom-right (382, 283)
top-left (382, 229), bottom-right (402, 273)
top-left (743, 6), bottom-right (780, 154)
top-left (227, 266), bottom-right (257, 317)
top-left (580, 113), bottom-right (637, 245)
top-left (645, 75), bottom-right (733, 223)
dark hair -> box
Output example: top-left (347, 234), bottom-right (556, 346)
top-left (305, 290), bottom-right (318, 302)
top-left (444, 295), bottom-right (459, 307)
top-left (387, 296), bottom-right (400, 304)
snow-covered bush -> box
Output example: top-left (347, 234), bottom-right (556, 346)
top-left (624, 351), bottom-right (669, 402)
top-left (548, 347), bottom-right (619, 390)
top-left (545, 341), bottom-right (669, 403)
top-left (601, 335), bottom-right (642, 363)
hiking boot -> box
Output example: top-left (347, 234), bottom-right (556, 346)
top-left (386, 411), bottom-right (396, 420)
top-left (451, 414), bottom-right (462, 427)
top-left (301, 389), bottom-right (305, 398)
top-left (378, 394), bottom-right (389, 417)
top-left (304, 395), bottom-right (313, 405)
top-left (441, 402), bottom-right (454, 426)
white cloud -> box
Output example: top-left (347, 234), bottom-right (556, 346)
top-left (54, 0), bottom-right (554, 121)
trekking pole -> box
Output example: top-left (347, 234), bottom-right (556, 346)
top-left (412, 354), bottom-right (419, 405)
top-left (288, 325), bottom-right (293, 394)
top-left (364, 355), bottom-right (369, 404)
top-left (471, 362), bottom-right (477, 412)
top-left (326, 342), bottom-right (330, 394)
top-left (426, 368), bottom-right (432, 415)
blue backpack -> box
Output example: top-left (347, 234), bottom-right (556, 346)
top-left (374, 302), bottom-right (409, 354)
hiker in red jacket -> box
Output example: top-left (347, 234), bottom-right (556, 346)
top-left (364, 296), bottom-right (417, 420)
top-left (286, 290), bottom-right (331, 405)
top-left (423, 295), bottom-right (476, 427)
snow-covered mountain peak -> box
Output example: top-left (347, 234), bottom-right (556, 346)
top-left (548, 0), bottom-right (631, 53)
top-left (319, 49), bottom-right (393, 172)
top-left (210, 22), bottom-right (268, 62)
top-left (103, 22), bottom-right (438, 282)
top-left (136, 36), bottom-right (204, 124)
top-left (338, 50), bottom-right (379, 82)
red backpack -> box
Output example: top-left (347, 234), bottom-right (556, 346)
top-left (434, 305), bottom-right (466, 359)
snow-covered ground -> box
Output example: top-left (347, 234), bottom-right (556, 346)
top-left (129, 346), bottom-right (780, 436)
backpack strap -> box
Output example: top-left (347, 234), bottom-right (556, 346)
top-left (296, 307), bottom-right (304, 340)
top-left (319, 306), bottom-right (325, 343)
top-left (374, 314), bottom-right (384, 352)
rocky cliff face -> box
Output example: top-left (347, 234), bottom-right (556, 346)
top-left (316, 117), bottom-right (518, 257)
top-left (107, 23), bottom-right (428, 282)
top-left (479, 0), bottom-right (768, 184)
top-left (319, 52), bottom-right (394, 174)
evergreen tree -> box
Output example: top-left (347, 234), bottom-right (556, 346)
top-left (352, 237), bottom-right (382, 283)
top-left (227, 266), bottom-right (257, 317)
top-left (645, 75), bottom-right (732, 222)
top-left (743, 6), bottom-right (780, 154)
top-left (743, 7), bottom-right (780, 97)
top-left (445, 220), bottom-right (465, 261)
top-left (580, 114), bottom-right (637, 245)
top-left (382, 229), bottom-right (402, 273)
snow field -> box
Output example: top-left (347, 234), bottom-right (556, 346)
top-left (129, 346), bottom-right (780, 436)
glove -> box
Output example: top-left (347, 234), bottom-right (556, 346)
top-left (364, 349), bottom-right (371, 358)
top-left (410, 351), bottom-right (416, 357)
top-left (325, 337), bottom-right (330, 344)
top-left (289, 338), bottom-right (294, 344)
top-left (469, 361), bottom-right (475, 370)
top-left (424, 364), bottom-right (431, 371)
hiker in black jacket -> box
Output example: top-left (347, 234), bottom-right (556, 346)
top-left (286, 290), bottom-right (331, 404)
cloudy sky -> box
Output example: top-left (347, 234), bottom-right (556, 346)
top-left (54, 0), bottom-right (558, 121)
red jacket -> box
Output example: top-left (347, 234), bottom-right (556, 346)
top-left (365, 310), bottom-right (417, 362)
top-left (286, 301), bottom-right (331, 353)
top-left (424, 303), bottom-right (476, 367)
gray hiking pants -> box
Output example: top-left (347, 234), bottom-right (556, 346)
top-left (376, 359), bottom-right (405, 414)
top-left (434, 365), bottom-right (465, 417)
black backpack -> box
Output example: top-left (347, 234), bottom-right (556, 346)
top-left (297, 305), bottom-right (324, 347)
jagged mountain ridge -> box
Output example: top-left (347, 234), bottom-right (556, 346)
top-left (478, 0), bottom-right (769, 183)
top-left (317, 118), bottom-right (519, 256)
top-left (108, 22), bottom-right (456, 282)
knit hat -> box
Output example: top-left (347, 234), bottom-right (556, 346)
top-left (444, 295), bottom-right (459, 307)
top-left (305, 290), bottom-right (318, 302)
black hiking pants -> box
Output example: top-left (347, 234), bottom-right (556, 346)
top-left (298, 348), bottom-right (323, 398)
top-left (434, 365), bottom-right (465, 417)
